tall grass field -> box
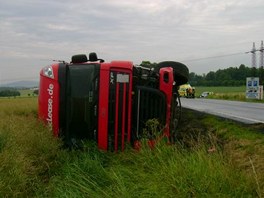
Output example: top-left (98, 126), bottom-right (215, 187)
top-left (0, 97), bottom-right (263, 197)
top-left (195, 86), bottom-right (245, 96)
top-left (195, 86), bottom-right (264, 102)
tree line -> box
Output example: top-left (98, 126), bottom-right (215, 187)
top-left (189, 65), bottom-right (264, 86)
top-left (0, 89), bottom-right (21, 97)
top-left (140, 61), bottom-right (264, 87)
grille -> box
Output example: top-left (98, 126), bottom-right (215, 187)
top-left (108, 71), bottom-right (131, 151)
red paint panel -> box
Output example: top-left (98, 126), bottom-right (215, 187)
top-left (159, 67), bottom-right (174, 138)
top-left (38, 63), bottom-right (60, 137)
top-left (98, 63), bottom-right (110, 150)
top-left (110, 61), bottom-right (133, 70)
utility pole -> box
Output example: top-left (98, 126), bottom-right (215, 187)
top-left (251, 42), bottom-right (257, 68)
top-left (260, 41), bottom-right (264, 85)
top-left (251, 42), bottom-right (257, 76)
top-left (260, 40), bottom-right (264, 67)
top-left (246, 41), bottom-right (264, 100)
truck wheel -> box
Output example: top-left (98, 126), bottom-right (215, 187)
top-left (155, 61), bottom-right (189, 86)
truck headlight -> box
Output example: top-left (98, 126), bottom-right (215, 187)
top-left (43, 66), bottom-right (54, 79)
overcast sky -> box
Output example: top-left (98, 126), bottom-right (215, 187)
top-left (1, 0), bottom-right (264, 84)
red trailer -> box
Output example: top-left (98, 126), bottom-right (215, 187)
top-left (39, 53), bottom-right (188, 151)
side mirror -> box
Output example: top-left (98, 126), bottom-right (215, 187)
top-left (89, 52), bottom-right (105, 63)
top-left (71, 54), bottom-right (88, 63)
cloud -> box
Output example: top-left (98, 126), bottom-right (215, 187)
top-left (0, 0), bottom-right (264, 82)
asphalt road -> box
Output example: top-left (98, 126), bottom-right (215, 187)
top-left (181, 98), bottom-right (264, 124)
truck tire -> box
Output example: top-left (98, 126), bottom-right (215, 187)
top-left (155, 61), bottom-right (189, 86)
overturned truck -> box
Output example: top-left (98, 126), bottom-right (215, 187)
top-left (38, 53), bottom-right (189, 151)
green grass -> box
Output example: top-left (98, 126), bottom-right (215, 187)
top-left (195, 86), bottom-right (264, 102)
top-left (195, 86), bottom-right (246, 96)
top-left (0, 98), bottom-right (263, 197)
top-left (19, 89), bottom-right (37, 97)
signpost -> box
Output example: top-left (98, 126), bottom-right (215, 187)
top-left (259, 85), bottom-right (263, 100)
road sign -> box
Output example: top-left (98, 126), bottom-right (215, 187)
top-left (246, 77), bottom-right (262, 100)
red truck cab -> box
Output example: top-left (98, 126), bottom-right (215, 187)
top-left (39, 53), bottom-right (188, 151)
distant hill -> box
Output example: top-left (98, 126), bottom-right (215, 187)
top-left (0, 81), bottom-right (39, 88)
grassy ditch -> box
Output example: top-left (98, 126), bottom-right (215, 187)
top-left (0, 98), bottom-right (263, 197)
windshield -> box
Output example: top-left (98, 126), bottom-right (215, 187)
top-left (65, 64), bottom-right (100, 143)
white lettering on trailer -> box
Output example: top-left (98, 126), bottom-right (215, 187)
top-left (46, 84), bottom-right (54, 128)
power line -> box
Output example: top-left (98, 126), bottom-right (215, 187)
top-left (0, 49), bottom-right (258, 83)
top-left (181, 52), bottom-right (245, 62)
